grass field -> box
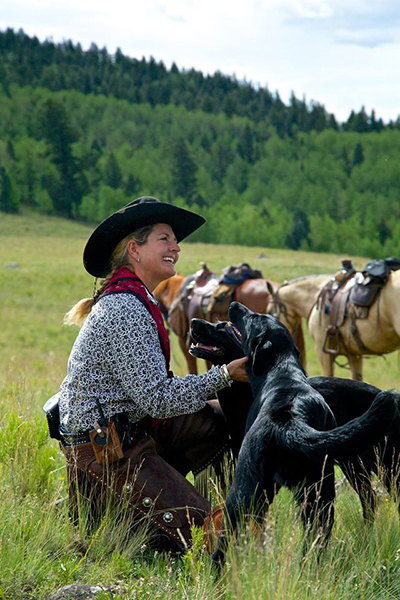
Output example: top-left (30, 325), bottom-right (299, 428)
top-left (0, 211), bottom-right (399, 599)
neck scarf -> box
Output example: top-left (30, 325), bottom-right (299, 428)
top-left (99, 267), bottom-right (172, 376)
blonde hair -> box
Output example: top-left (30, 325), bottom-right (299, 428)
top-left (64, 225), bottom-right (154, 327)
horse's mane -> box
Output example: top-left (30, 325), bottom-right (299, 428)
top-left (282, 274), bottom-right (332, 287)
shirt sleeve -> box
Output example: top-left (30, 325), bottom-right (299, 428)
top-left (98, 294), bottom-right (227, 419)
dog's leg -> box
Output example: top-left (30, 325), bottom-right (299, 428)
top-left (340, 459), bottom-right (376, 523)
top-left (296, 459), bottom-right (335, 557)
top-left (381, 443), bottom-right (400, 511)
top-left (211, 443), bottom-right (269, 569)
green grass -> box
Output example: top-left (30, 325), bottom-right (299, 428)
top-left (0, 211), bottom-right (399, 599)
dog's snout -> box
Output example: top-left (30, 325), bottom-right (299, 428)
top-left (228, 301), bottom-right (248, 323)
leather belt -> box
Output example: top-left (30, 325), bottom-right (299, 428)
top-left (58, 413), bottom-right (170, 448)
top-left (59, 428), bottom-right (92, 446)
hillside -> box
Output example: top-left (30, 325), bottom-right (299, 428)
top-left (0, 29), bottom-right (399, 257)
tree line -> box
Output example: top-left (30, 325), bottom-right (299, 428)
top-left (0, 28), bottom-right (396, 137)
top-left (0, 29), bottom-right (399, 258)
top-left (0, 84), bottom-right (399, 258)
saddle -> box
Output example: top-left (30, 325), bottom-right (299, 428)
top-left (167, 263), bottom-right (219, 337)
top-left (350, 257), bottom-right (400, 308)
top-left (320, 257), bottom-right (400, 356)
top-left (207, 263), bottom-right (263, 318)
top-left (318, 260), bottom-right (356, 355)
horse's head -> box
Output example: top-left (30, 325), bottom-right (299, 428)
top-left (265, 281), bottom-right (297, 333)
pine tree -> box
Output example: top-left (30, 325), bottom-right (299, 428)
top-left (0, 167), bottom-right (19, 213)
top-left (104, 152), bottom-right (122, 189)
top-left (171, 138), bottom-right (198, 204)
top-left (237, 124), bottom-right (255, 164)
top-left (39, 98), bottom-right (82, 217)
top-left (352, 142), bottom-right (364, 167)
top-left (124, 173), bottom-right (140, 197)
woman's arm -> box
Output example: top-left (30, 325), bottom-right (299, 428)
top-left (102, 295), bottom-right (227, 419)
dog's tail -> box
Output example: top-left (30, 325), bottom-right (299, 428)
top-left (283, 390), bottom-right (398, 461)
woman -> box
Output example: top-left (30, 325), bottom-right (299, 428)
top-left (57, 196), bottom-right (248, 551)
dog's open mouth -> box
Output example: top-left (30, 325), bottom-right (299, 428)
top-left (189, 320), bottom-right (243, 358)
top-left (189, 342), bottom-right (224, 356)
top-left (225, 321), bottom-right (242, 346)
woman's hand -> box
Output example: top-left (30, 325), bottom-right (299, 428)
top-left (226, 356), bottom-right (249, 382)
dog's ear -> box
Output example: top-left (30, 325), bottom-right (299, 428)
top-left (250, 336), bottom-right (273, 376)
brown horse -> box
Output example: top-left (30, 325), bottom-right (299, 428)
top-left (308, 270), bottom-right (400, 380)
top-left (153, 273), bottom-right (197, 372)
top-left (155, 271), bottom-right (306, 374)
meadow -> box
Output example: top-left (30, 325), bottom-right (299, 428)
top-left (0, 211), bottom-right (399, 599)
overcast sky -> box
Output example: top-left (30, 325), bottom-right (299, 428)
top-left (2, 0), bottom-right (400, 123)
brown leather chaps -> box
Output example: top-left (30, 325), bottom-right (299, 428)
top-left (61, 402), bottom-right (229, 552)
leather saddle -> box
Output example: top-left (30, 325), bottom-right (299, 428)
top-left (318, 261), bottom-right (357, 355)
top-left (319, 256), bottom-right (400, 356)
top-left (208, 263), bottom-right (264, 318)
top-left (168, 264), bottom-right (219, 337)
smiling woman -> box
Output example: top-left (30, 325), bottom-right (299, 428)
top-left (52, 195), bottom-right (248, 552)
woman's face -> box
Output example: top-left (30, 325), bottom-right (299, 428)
top-left (130, 223), bottom-right (181, 290)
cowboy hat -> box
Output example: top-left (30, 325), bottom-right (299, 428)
top-left (83, 196), bottom-right (206, 277)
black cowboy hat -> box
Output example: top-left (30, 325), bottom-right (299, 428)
top-left (83, 196), bottom-right (206, 277)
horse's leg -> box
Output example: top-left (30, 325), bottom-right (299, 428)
top-left (315, 346), bottom-right (335, 377)
top-left (178, 336), bottom-right (198, 374)
top-left (292, 322), bottom-right (307, 370)
top-left (347, 354), bottom-right (363, 381)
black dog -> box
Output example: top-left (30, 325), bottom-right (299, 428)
top-left (190, 316), bottom-right (400, 521)
top-left (190, 319), bottom-right (251, 458)
top-left (190, 303), bottom-right (398, 564)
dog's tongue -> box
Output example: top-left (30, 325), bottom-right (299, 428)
top-left (192, 344), bottom-right (217, 351)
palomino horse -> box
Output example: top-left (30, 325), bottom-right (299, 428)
top-left (267, 274), bottom-right (332, 369)
top-left (308, 270), bottom-right (400, 380)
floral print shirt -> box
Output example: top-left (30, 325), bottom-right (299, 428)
top-left (58, 293), bottom-right (226, 432)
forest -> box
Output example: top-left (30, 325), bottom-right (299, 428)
top-left (0, 27), bottom-right (399, 257)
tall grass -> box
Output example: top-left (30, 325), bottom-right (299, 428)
top-left (0, 211), bottom-right (399, 598)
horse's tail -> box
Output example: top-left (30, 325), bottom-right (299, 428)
top-left (282, 390), bottom-right (398, 461)
top-left (292, 322), bottom-right (306, 370)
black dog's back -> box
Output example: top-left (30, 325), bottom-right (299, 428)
top-left (190, 311), bottom-right (399, 567)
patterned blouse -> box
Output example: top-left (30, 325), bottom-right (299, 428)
top-left (58, 293), bottom-right (227, 433)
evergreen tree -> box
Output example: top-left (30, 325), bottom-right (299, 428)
top-left (171, 138), bottom-right (198, 204)
top-left (237, 124), bottom-right (255, 164)
top-left (104, 152), bottom-right (122, 189)
top-left (0, 167), bottom-right (19, 213)
top-left (39, 98), bottom-right (82, 216)
top-left (285, 210), bottom-right (309, 250)
top-left (352, 142), bottom-right (364, 167)
top-left (6, 139), bottom-right (15, 159)
top-left (124, 173), bottom-right (140, 197)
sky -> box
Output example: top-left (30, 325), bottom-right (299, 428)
top-left (1, 0), bottom-right (400, 124)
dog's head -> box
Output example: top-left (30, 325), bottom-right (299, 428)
top-left (228, 302), bottom-right (302, 377)
top-left (189, 318), bottom-right (244, 365)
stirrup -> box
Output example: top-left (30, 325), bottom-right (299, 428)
top-left (322, 326), bottom-right (341, 356)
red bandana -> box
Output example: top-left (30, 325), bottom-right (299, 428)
top-left (99, 267), bottom-right (172, 377)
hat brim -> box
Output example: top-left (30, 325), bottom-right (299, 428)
top-left (83, 201), bottom-right (205, 277)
